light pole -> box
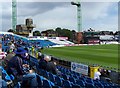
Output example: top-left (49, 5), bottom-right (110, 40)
top-left (71, 1), bottom-right (82, 32)
top-left (12, 0), bottom-right (17, 32)
top-left (71, 1), bottom-right (83, 44)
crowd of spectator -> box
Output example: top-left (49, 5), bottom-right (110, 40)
top-left (0, 34), bottom-right (59, 88)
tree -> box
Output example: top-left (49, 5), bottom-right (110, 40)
top-left (42, 27), bottom-right (76, 41)
top-left (71, 30), bottom-right (76, 41)
top-left (33, 30), bottom-right (41, 36)
top-left (8, 29), bottom-right (14, 32)
top-left (55, 27), bottom-right (62, 37)
top-left (110, 31), bottom-right (113, 35)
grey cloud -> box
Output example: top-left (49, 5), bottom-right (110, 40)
top-left (1, 2), bottom-right (118, 32)
top-left (17, 2), bottom-right (69, 16)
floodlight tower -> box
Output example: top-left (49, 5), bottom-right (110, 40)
top-left (71, 0), bottom-right (83, 44)
top-left (12, 0), bottom-right (17, 32)
top-left (71, 0), bottom-right (82, 32)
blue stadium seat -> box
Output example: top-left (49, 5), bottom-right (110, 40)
top-left (69, 77), bottom-right (76, 84)
top-left (78, 77), bottom-right (86, 82)
top-left (14, 82), bottom-right (21, 88)
top-left (85, 83), bottom-right (95, 88)
top-left (49, 73), bottom-right (55, 83)
top-left (101, 82), bottom-right (110, 87)
top-left (43, 79), bottom-right (55, 88)
top-left (1, 67), bottom-right (12, 81)
top-left (94, 82), bottom-right (104, 88)
top-left (36, 74), bottom-right (42, 87)
top-left (9, 74), bottom-right (15, 80)
top-left (55, 76), bottom-right (63, 87)
top-left (93, 79), bottom-right (100, 84)
top-left (72, 75), bottom-right (79, 80)
top-left (62, 74), bottom-right (68, 80)
top-left (72, 84), bottom-right (81, 88)
top-left (85, 79), bottom-right (93, 84)
top-left (42, 70), bottom-right (49, 79)
top-left (76, 72), bottom-right (81, 77)
top-left (63, 80), bottom-right (72, 88)
top-left (43, 80), bottom-right (52, 88)
top-left (76, 80), bottom-right (85, 87)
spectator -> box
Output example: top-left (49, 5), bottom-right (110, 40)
top-left (94, 68), bottom-right (101, 80)
top-left (3, 50), bottom-right (15, 69)
top-left (22, 47), bottom-right (30, 65)
top-left (38, 50), bottom-right (43, 59)
top-left (47, 60), bottom-right (58, 75)
top-left (6, 47), bottom-right (27, 76)
top-left (9, 42), bottom-right (15, 52)
top-left (21, 68), bottom-right (38, 88)
top-left (38, 55), bottom-right (47, 70)
top-left (39, 55), bottom-right (58, 74)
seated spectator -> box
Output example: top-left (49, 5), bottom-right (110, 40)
top-left (46, 59), bottom-right (58, 75)
top-left (9, 42), bottom-right (15, 52)
top-left (39, 55), bottom-right (58, 75)
top-left (38, 55), bottom-right (47, 70)
top-left (22, 48), bottom-right (30, 65)
top-left (21, 68), bottom-right (38, 88)
top-left (94, 68), bottom-right (101, 80)
top-left (6, 47), bottom-right (27, 76)
top-left (3, 50), bottom-right (15, 69)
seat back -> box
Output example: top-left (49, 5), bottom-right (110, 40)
top-left (76, 80), bottom-right (85, 87)
top-left (36, 74), bottom-right (42, 87)
top-left (1, 67), bottom-right (12, 81)
top-left (55, 76), bottom-right (63, 87)
top-left (62, 74), bottom-right (68, 80)
top-left (49, 73), bottom-right (55, 83)
top-left (72, 84), bottom-right (81, 88)
top-left (85, 83), bottom-right (95, 88)
top-left (43, 70), bottom-right (49, 79)
top-left (69, 77), bottom-right (76, 84)
top-left (95, 82), bottom-right (104, 88)
top-left (43, 80), bottom-right (52, 88)
top-left (63, 80), bottom-right (72, 88)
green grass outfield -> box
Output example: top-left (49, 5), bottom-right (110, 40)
top-left (42, 44), bottom-right (119, 70)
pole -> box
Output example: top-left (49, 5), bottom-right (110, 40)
top-left (12, 0), bottom-right (17, 32)
top-left (77, 1), bottom-right (82, 32)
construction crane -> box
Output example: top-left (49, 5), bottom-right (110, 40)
top-left (71, 0), bottom-right (82, 32)
top-left (12, 0), bottom-right (17, 32)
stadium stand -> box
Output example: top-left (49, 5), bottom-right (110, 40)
top-left (0, 33), bottom-right (120, 88)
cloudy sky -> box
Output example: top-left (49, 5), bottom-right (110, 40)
top-left (0, 0), bottom-right (119, 32)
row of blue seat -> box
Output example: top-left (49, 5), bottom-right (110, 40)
top-left (37, 68), bottom-right (107, 88)
top-left (29, 54), bottom-right (120, 88)
top-left (56, 66), bottom-right (119, 88)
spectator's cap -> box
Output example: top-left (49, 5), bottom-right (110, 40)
top-left (44, 55), bottom-right (51, 62)
top-left (15, 47), bottom-right (27, 54)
